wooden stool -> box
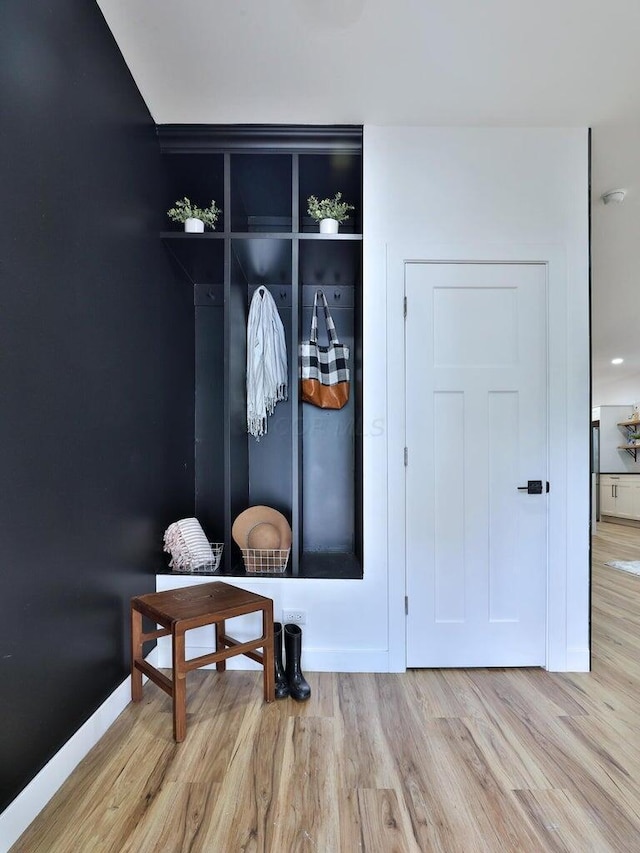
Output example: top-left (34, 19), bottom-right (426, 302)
top-left (130, 581), bottom-right (274, 741)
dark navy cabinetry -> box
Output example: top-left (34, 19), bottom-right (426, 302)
top-left (159, 126), bottom-right (363, 578)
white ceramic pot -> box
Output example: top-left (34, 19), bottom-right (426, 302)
top-left (319, 218), bottom-right (339, 234)
top-left (184, 217), bottom-right (205, 233)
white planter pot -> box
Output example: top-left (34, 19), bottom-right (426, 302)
top-left (319, 218), bottom-right (339, 234)
top-left (184, 217), bottom-right (205, 233)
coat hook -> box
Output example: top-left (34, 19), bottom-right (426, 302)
top-left (208, 288), bottom-right (215, 300)
top-left (280, 290), bottom-right (287, 301)
top-left (334, 290), bottom-right (341, 300)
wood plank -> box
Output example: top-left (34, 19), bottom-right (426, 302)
top-left (335, 673), bottom-right (402, 789)
top-left (350, 788), bottom-right (416, 853)
top-left (164, 671), bottom-right (263, 785)
top-left (120, 782), bottom-right (221, 853)
top-left (269, 717), bottom-right (341, 851)
top-left (512, 788), bottom-right (617, 852)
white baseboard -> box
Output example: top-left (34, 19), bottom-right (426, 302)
top-left (298, 649), bottom-right (390, 672)
top-left (0, 648), bottom-right (158, 853)
top-left (156, 635), bottom-right (389, 673)
top-left (565, 645), bottom-right (591, 672)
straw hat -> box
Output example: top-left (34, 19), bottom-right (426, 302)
top-left (232, 505), bottom-right (292, 551)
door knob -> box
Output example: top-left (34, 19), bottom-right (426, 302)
top-left (517, 480), bottom-right (549, 494)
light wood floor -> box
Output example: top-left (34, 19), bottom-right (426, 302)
top-left (11, 521), bottom-right (640, 852)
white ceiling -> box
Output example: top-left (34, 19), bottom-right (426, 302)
top-left (97, 0), bottom-right (640, 126)
top-left (97, 0), bottom-right (640, 403)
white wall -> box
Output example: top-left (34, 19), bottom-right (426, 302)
top-left (593, 373), bottom-right (640, 407)
top-left (591, 124), bottom-right (640, 405)
top-left (156, 573), bottom-right (389, 671)
top-left (364, 127), bottom-right (590, 672)
top-left (595, 404), bottom-right (640, 473)
top-left (158, 128), bottom-right (590, 674)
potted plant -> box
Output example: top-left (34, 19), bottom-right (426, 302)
top-left (630, 432), bottom-right (640, 446)
top-left (307, 192), bottom-right (355, 234)
top-left (167, 197), bottom-right (221, 233)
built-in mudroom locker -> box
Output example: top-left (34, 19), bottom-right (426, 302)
top-left (159, 125), bottom-right (363, 579)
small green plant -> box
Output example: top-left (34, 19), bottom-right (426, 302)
top-left (307, 192), bottom-right (354, 223)
top-left (630, 433), bottom-right (640, 441)
top-left (167, 197), bottom-right (221, 229)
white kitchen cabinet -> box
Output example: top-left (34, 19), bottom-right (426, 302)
top-left (600, 474), bottom-right (640, 520)
top-left (600, 476), bottom-right (617, 515)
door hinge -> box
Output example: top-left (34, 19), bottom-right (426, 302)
top-left (403, 295), bottom-right (407, 318)
top-left (404, 447), bottom-right (408, 466)
top-left (405, 596), bottom-right (409, 615)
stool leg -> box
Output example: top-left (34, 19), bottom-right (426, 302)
top-left (172, 628), bottom-right (187, 742)
top-left (215, 619), bottom-right (226, 672)
top-left (131, 605), bottom-right (143, 702)
top-left (263, 603), bottom-right (275, 703)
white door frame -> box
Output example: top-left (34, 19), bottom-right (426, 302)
top-left (385, 242), bottom-right (581, 673)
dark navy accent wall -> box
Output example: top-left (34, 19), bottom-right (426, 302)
top-left (0, 1), bottom-right (194, 811)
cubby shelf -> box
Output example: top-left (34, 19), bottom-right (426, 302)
top-left (303, 231), bottom-right (362, 237)
top-left (159, 125), bottom-right (363, 580)
top-left (161, 232), bottom-right (362, 240)
top-left (161, 232), bottom-right (225, 238)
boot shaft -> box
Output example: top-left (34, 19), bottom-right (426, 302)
top-left (284, 623), bottom-right (310, 701)
top-left (273, 621), bottom-right (289, 699)
top-left (284, 623), bottom-right (303, 675)
top-left (274, 621), bottom-right (285, 668)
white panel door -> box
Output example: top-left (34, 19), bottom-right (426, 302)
top-left (405, 263), bottom-right (548, 667)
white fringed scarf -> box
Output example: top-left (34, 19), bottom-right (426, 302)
top-left (246, 286), bottom-right (288, 438)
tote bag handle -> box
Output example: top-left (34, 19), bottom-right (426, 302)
top-left (310, 289), bottom-right (341, 345)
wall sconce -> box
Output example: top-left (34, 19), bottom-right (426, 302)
top-left (601, 189), bottom-right (626, 204)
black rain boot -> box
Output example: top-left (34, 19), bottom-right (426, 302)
top-left (274, 622), bottom-right (289, 699)
top-left (284, 623), bottom-right (311, 702)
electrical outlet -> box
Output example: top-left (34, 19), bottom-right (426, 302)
top-left (282, 609), bottom-right (306, 626)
